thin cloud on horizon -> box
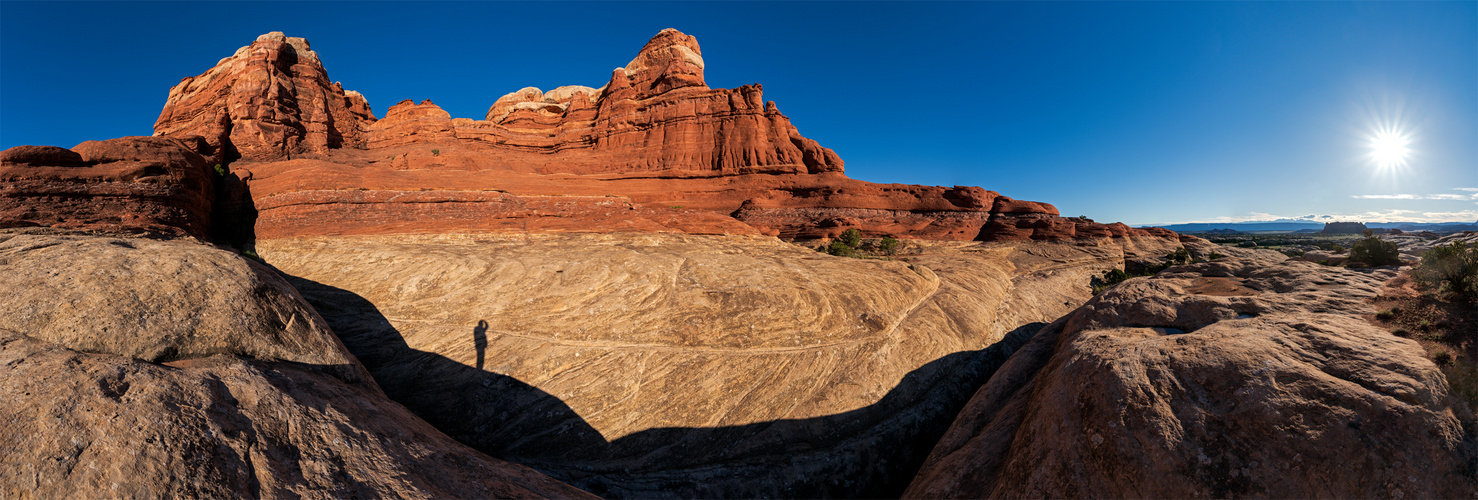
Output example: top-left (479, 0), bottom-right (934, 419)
top-left (1351, 188), bottom-right (1478, 201)
top-left (1138, 208), bottom-right (1478, 227)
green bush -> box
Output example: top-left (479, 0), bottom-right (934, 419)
top-left (1092, 268), bottom-right (1132, 295)
top-left (839, 228), bottom-right (862, 249)
top-left (879, 236), bottom-right (900, 255)
top-left (213, 164), bottom-right (228, 177)
top-left (1413, 242), bottom-right (1478, 301)
top-left (1166, 247), bottom-right (1191, 265)
top-left (826, 239), bottom-right (855, 257)
top-left (431, 149), bottom-right (441, 156)
top-left (1209, 252), bottom-right (1225, 260)
top-left (1348, 236), bottom-right (1401, 267)
top-left (1434, 350), bottom-right (1453, 366)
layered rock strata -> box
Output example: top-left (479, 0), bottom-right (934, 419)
top-left (0, 231), bottom-right (593, 498)
top-left (150, 29), bottom-right (1171, 243)
top-left (257, 232), bottom-right (1184, 497)
top-left (0, 137), bottom-right (216, 239)
top-left (904, 240), bottom-right (1478, 498)
top-left (154, 32), bottom-right (376, 163)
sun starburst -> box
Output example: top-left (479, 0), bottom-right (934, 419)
top-left (1369, 127), bottom-right (1411, 168)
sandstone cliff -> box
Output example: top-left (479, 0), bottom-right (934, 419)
top-left (904, 240), bottom-right (1478, 498)
top-left (0, 137), bottom-right (216, 239)
top-left (149, 29), bottom-right (1171, 243)
top-left (154, 32), bottom-right (376, 163)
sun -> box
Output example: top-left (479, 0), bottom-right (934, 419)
top-left (1369, 127), bottom-right (1411, 168)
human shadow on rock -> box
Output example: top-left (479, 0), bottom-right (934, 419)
top-left (284, 274), bottom-right (1042, 499)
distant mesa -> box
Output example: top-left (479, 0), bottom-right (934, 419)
top-left (1320, 221), bottom-right (1369, 234)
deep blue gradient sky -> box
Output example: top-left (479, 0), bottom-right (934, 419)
top-left (3, 1), bottom-right (1474, 225)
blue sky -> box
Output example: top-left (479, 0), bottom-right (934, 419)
top-left (2, 1), bottom-right (1474, 225)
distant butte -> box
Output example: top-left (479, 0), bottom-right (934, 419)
top-left (143, 29), bottom-right (1174, 243)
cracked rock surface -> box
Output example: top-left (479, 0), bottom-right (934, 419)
top-left (906, 241), bottom-right (1478, 498)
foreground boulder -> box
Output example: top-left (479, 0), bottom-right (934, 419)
top-left (905, 241), bottom-right (1478, 498)
top-left (0, 232), bottom-right (592, 498)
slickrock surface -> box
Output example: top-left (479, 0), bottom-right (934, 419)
top-left (257, 233), bottom-right (1183, 497)
top-left (904, 240), bottom-right (1478, 498)
top-left (0, 137), bottom-right (216, 239)
top-left (152, 29), bottom-right (1171, 243)
top-left (0, 233), bottom-right (366, 379)
top-left (1386, 230), bottom-right (1478, 258)
top-left (0, 232), bottom-right (593, 499)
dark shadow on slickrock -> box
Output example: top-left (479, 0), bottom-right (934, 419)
top-left (0, 234), bottom-right (595, 499)
top-left (284, 274), bottom-right (1042, 499)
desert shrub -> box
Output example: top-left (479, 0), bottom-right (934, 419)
top-left (1166, 247), bottom-right (1191, 265)
top-left (431, 149), bottom-right (441, 156)
top-left (1348, 237), bottom-right (1401, 267)
top-left (1433, 350), bottom-right (1453, 366)
top-left (878, 236), bottom-right (900, 255)
top-left (1209, 252), bottom-right (1225, 260)
top-left (1092, 268), bottom-right (1131, 295)
top-left (839, 228), bottom-right (862, 249)
top-left (1413, 242), bottom-right (1478, 300)
top-left (1444, 359), bottom-right (1478, 409)
top-left (240, 249), bottom-right (263, 263)
top-left (212, 164), bottom-right (228, 177)
top-left (1375, 309), bottom-right (1396, 321)
top-left (826, 239), bottom-right (855, 257)
top-left (1363, 228), bottom-right (1375, 237)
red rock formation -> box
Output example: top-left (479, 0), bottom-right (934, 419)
top-left (0, 136), bottom-right (215, 239)
top-left (359, 31), bottom-right (842, 177)
top-left (154, 32), bottom-right (376, 163)
top-left (366, 100), bottom-right (455, 149)
top-left (151, 29), bottom-right (1170, 244)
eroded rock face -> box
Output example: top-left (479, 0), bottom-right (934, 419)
top-left (256, 232), bottom-right (1184, 497)
top-left (154, 29), bottom-right (1162, 243)
top-left (0, 232), bottom-right (593, 499)
top-left (0, 137), bottom-right (215, 239)
top-left (904, 240), bottom-right (1478, 498)
top-left (154, 32), bottom-right (376, 163)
